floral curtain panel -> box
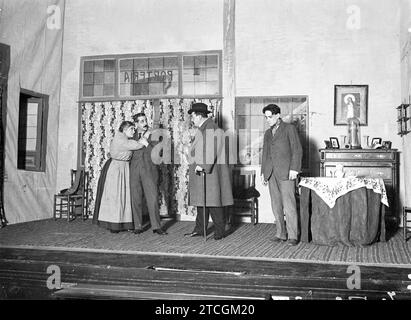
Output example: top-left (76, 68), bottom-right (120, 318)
top-left (81, 98), bottom-right (221, 217)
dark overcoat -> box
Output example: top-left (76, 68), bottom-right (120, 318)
top-left (188, 118), bottom-right (233, 207)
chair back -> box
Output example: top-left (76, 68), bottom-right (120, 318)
top-left (71, 168), bottom-right (89, 195)
top-left (232, 168), bottom-right (259, 199)
top-left (70, 169), bottom-right (83, 192)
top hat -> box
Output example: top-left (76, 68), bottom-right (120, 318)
top-left (188, 102), bottom-right (211, 114)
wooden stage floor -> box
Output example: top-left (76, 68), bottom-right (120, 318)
top-left (1, 219), bottom-right (411, 300)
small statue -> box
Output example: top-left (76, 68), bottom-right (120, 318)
top-left (346, 102), bottom-right (362, 149)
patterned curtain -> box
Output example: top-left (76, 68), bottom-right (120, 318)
top-left (81, 98), bottom-right (221, 217)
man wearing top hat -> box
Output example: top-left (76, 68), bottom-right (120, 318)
top-left (184, 102), bottom-right (233, 240)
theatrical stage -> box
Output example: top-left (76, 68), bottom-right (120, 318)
top-left (1, 218), bottom-right (411, 300)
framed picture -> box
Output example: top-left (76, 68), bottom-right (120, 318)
top-left (382, 141), bottom-right (392, 149)
top-left (371, 137), bottom-right (382, 146)
top-left (329, 137), bottom-right (340, 149)
top-left (334, 85), bottom-right (368, 126)
top-left (324, 140), bottom-right (331, 149)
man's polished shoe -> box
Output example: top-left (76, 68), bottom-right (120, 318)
top-left (153, 228), bottom-right (168, 235)
top-left (214, 234), bottom-right (224, 240)
top-left (270, 236), bottom-right (287, 243)
top-left (184, 231), bottom-right (203, 237)
top-left (287, 239), bottom-right (299, 246)
top-left (132, 228), bottom-right (144, 234)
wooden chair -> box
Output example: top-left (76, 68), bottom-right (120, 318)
top-left (230, 168), bottom-right (259, 225)
top-left (53, 168), bottom-right (89, 221)
top-left (403, 206), bottom-right (411, 242)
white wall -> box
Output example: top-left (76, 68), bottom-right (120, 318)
top-left (235, 0), bottom-right (403, 222)
top-left (0, 0), bottom-right (64, 223)
top-left (57, 0), bottom-right (224, 199)
top-left (2, 0), bottom-right (406, 225)
top-left (400, 0), bottom-right (411, 208)
top-left (57, 0), bottom-right (407, 224)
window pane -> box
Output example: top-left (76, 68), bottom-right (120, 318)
top-left (133, 83), bottom-right (149, 95)
top-left (94, 60), bottom-right (104, 72)
top-left (104, 59), bottom-right (115, 71)
top-left (83, 72), bottom-right (94, 84)
top-left (164, 56), bottom-right (178, 68)
top-left (84, 61), bottom-right (94, 72)
top-left (251, 99), bottom-right (264, 115)
top-left (164, 81), bottom-right (178, 95)
top-left (25, 138), bottom-right (37, 151)
top-left (120, 83), bottom-right (132, 96)
top-left (194, 81), bottom-right (207, 95)
top-left (26, 127), bottom-right (37, 139)
top-left (27, 114), bottom-right (38, 127)
top-left (149, 57), bottom-right (163, 69)
top-left (103, 84), bottom-right (114, 96)
top-left (120, 71), bottom-right (132, 84)
top-left (120, 59), bottom-right (133, 70)
top-left (83, 85), bottom-right (94, 97)
top-left (205, 81), bottom-right (219, 95)
top-left (104, 72), bottom-right (115, 83)
top-left (148, 71), bottom-right (163, 83)
top-left (134, 71), bottom-right (149, 83)
top-left (133, 58), bottom-right (148, 69)
top-left (24, 154), bottom-right (36, 166)
top-left (206, 67), bottom-right (218, 81)
top-left (194, 56), bottom-right (206, 68)
top-left (94, 72), bottom-right (104, 84)
top-left (206, 55), bottom-right (218, 68)
top-left (183, 81), bottom-right (194, 95)
top-left (93, 85), bottom-right (103, 96)
top-left (236, 115), bottom-right (250, 129)
top-left (149, 83), bottom-right (164, 95)
top-left (168, 69), bottom-right (178, 83)
top-left (250, 115), bottom-right (264, 129)
top-left (27, 102), bottom-right (38, 115)
top-left (193, 68), bottom-right (206, 81)
top-left (236, 100), bottom-right (250, 115)
top-left (182, 69), bottom-right (194, 82)
top-left (183, 56), bottom-right (194, 68)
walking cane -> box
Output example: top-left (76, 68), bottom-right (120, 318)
top-left (201, 170), bottom-right (207, 242)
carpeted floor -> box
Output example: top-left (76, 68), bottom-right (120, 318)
top-left (0, 218), bottom-right (410, 266)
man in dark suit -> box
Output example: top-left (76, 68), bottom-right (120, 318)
top-left (261, 104), bottom-right (302, 246)
top-left (130, 113), bottom-right (167, 235)
top-left (183, 103), bottom-right (233, 240)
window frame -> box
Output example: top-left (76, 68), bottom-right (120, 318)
top-left (79, 50), bottom-right (222, 102)
top-left (117, 55), bottom-right (180, 99)
top-left (82, 58), bottom-right (116, 99)
top-left (234, 95), bottom-right (309, 171)
top-left (17, 89), bottom-right (48, 172)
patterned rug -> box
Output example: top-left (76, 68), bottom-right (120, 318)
top-left (0, 219), bottom-right (410, 267)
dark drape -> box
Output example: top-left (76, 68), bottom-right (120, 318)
top-left (300, 187), bottom-right (386, 246)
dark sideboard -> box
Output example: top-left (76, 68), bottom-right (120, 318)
top-left (319, 149), bottom-right (399, 229)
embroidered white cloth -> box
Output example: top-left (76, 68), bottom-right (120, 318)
top-left (299, 177), bottom-right (389, 208)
